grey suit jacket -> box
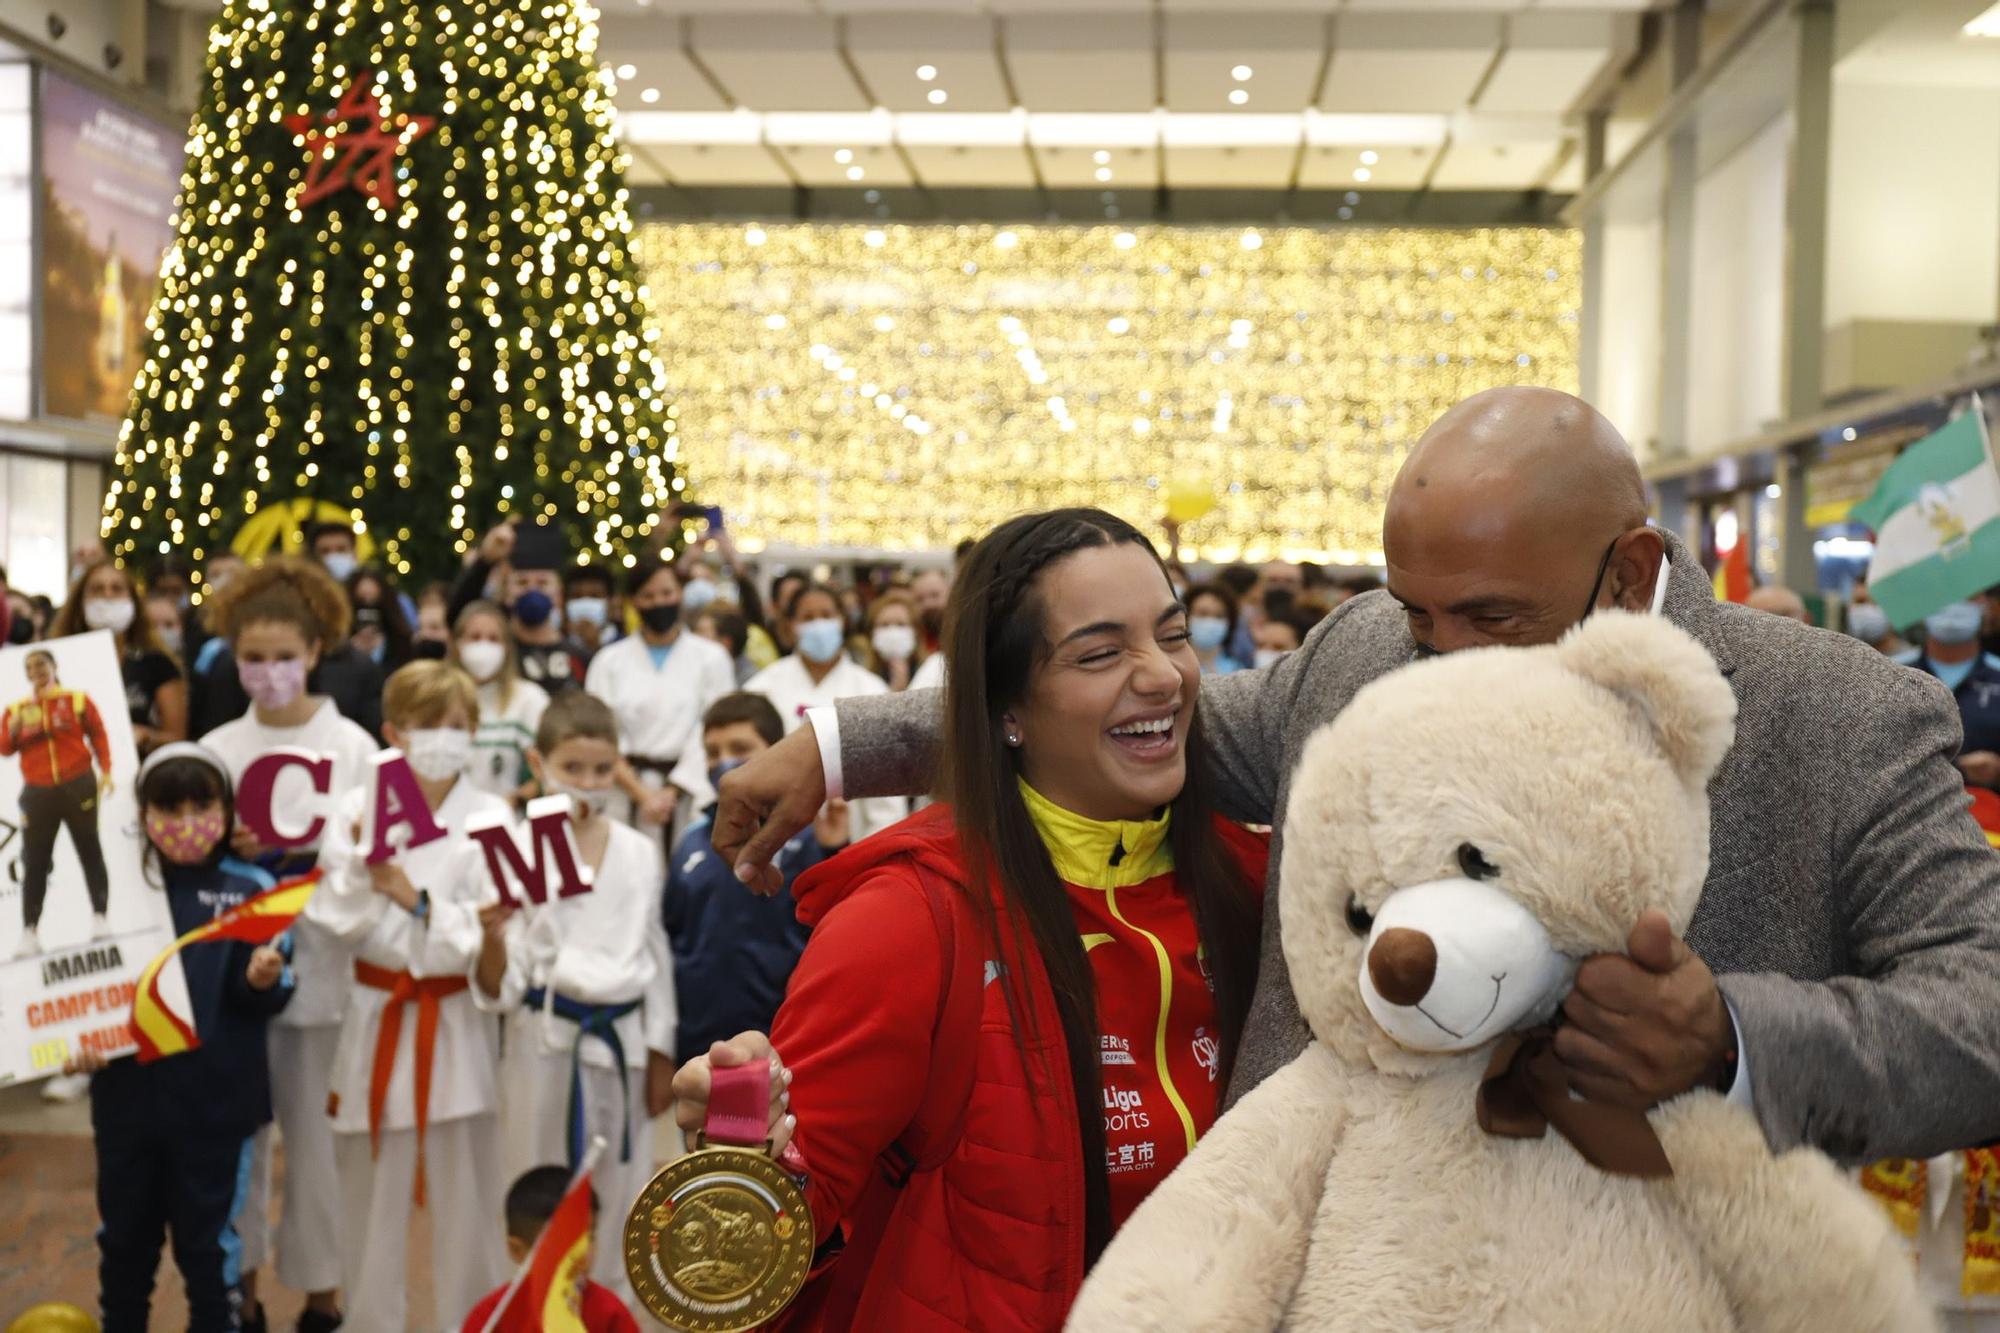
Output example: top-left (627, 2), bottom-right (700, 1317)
top-left (833, 534), bottom-right (2000, 1163)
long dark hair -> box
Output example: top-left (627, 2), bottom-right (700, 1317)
top-left (940, 508), bottom-right (1261, 1266)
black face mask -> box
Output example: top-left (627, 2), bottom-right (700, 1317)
top-left (6, 617), bottom-right (32, 645)
top-left (412, 637), bottom-right (449, 660)
top-left (640, 602), bottom-right (682, 634)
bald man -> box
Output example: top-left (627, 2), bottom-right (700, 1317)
top-left (715, 387), bottom-right (2000, 1167)
top-left (1746, 584), bottom-right (1812, 623)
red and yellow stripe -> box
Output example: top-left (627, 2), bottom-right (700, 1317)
top-left (132, 872), bottom-right (320, 1064)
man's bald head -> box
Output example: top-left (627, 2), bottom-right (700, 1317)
top-left (1381, 387), bottom-right (1665, 653)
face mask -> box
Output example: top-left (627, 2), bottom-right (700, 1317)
top-left (146, 808), bottom-right (228, 866)
top-left (157, 626), bottom-right (185, 657)
top-left (546, 777), bottom-right (612, 821)
top-left (322, 552), bottom-right (358, 583)
top-left (919, 607), bottom-right (945, 640)
top-left (707, 757), bottom-right (747, 793)
top-left (1574, 538), bottom-right (1620, 625)
top-left (872, 624), bottom-right (916, 662)
top-left (797, 618), bottom-right (847, 664)
top-left (512, 589), bottom-right (555, 629)
top-left (1846, 602), bottom-right (1890, 645)
top-left (1264, 589), bottom-right (1297, 620)
top-left (681, 580), bottom-right (719, 614)
top-left (1189, 616), bottom-right (1230, 653)
top-left (459, 640), bottom-right (507, 681)
top-left (566, 597), bottom-right (608, 628)
top-left (84, 598), bottom-right (135, 633)
top-left (1253, 648), bottom-right (1289, 670)
top-left (239, 657), bottom-right (308, 711)
top-left (1927, 601), bottom-right (1984, 646)
top-left (6, 617), bottom-right (31, 645)
top-left (412, 637), bottom-right (449, 661)
top-left (1935, 657), bottom-right (1979, 692)
top-left (404, 728), bottom-right (473, 782)
top-left (640, 602), bottom-right (682, 634)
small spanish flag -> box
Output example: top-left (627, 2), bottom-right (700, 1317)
top-left (131, 871), bottom-right (320, 1064)
top-left (1712, 537), bottom-right (1753, 604)
top-left (475, 1142), bottom-right (602, 1333)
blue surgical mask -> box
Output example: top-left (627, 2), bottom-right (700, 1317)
top-left (512, 589), bottom-right (555, 629)
top-left (566, 596), bottom-right (608, 628)
top-left (706, 757), bottom-right (746, 792)
top-left (1189, 616), bottom-right (1230, 653)
top-left (682, 580), bottom-right (720, 614)
top-left (1926, 601), bottom-right (1984, 646)
top-left (796, 618), bottom-right (847, 665)
top-left (1846, 602), bottom-right (1890, 645)
top-left (1935, 657), bottom-right (1979, 692)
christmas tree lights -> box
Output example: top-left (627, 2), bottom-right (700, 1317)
top-left (105, 0), bottom-right (681, 583)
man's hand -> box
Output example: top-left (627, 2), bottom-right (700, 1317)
top-left (246, 946), bottom-right (285, 991)
top-left (812, 798), bottom-right (851, 851)
top-left (646, 1050), bottom-right (676, 1119)
top-left (1961, 751), bottom-right (2000, 788)
top-left (1554, 909), bottom-right (1735, 1110)
top-left (713, 727), bottom-right (827, 897)
top-left (671, 1032), bottom-right (793, 1153)
top-left (477, 519), bottom-right (518, 567)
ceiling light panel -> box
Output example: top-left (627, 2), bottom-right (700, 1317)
top-left (846, 15), bottom-right (1012, 113)
top-left (1162, 14), bottom-right (1323, 114)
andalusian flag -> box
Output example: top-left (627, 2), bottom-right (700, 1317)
top-left (477, 1139), bottom-right (604, 1333)
top-left (131, 872), bottom-right (319, 1064)
top-left (1852, 406), bottom-right (2000, 629)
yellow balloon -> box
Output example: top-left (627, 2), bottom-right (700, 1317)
top-left (1165, 478), bottom-right (1217, 525)
top-left (7, 1303), bottom-right (99, 1333)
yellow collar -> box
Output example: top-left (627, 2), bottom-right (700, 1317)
top-left (1019, 779), bottom-right (1173, 890)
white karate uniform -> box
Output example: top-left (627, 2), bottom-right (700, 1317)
top-left (308, 778), bottom-right (511, 1333)
top-left (584, 631), bottom-right (734, 826)
top-left (1901, 1156), bottom-right (2000, 1332)
top-left (204, 699), bottom-right (376, 1290)
top-left (744, 655), bottom-right (909, 843)
top-left (482, 819), bottom-right (674, 1304)
top-left (469, 676), bottom-right (548, 804)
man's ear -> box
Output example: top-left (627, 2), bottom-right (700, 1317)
top-left (1609, 527), bottom-right (1668, 613)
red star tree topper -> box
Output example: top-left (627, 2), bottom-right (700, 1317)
top-left (284, 73), bottom-right (436, 210)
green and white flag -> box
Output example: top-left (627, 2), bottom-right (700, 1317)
top-left (1852, 405), bottom-right (2000, 629)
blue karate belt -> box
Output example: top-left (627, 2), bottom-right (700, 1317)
top-left (524, 987), bottom-right (642, 1166)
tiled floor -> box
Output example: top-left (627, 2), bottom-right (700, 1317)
top-left (0, 1083), bottom-right (685, 1331)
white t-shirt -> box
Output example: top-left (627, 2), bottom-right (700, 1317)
top-left (470, 677), bottom-right (549, 802)
top-left (744, 655), bottom-right (908, 843)
top-left (203, 698), bottom-right (379, 1028)
top-left (584, 632), bottom-right (735, 766)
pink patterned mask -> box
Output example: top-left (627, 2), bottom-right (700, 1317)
top-left (146, 809), bottom-right (227, 866)
top-left (238, 657), bottom-right (307, 710)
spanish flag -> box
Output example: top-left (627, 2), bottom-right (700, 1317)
top-left (474, 1141), bottom-right (602, 1333)
top-left (1712, 536), bottom-right (1752, 604)
top-left (131, 872), bottom-right (320, 1064)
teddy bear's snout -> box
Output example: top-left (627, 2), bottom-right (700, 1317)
top-left (1367, 927), bottom-right (1437, 1006)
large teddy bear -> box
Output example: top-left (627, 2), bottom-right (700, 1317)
top-left (1068, 613), bottom-right (1929, 1333)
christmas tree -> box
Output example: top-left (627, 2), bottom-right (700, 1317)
top-left (105, 0), bottom-right (683, 582)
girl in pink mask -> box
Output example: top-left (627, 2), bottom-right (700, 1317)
top-left (199, 556), bottom-right (379, 1332)
top-left (63, 742), bottom-right (293, 1333)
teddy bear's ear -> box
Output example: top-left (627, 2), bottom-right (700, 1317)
top-left (1554, 612), bottom-right (1737, 792)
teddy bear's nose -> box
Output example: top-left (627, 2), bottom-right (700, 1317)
top-left (1368, 927), bottom-right (1437, 1007)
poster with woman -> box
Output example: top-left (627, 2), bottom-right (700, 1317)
top-left (0, 631), bottom-right (173, 1084)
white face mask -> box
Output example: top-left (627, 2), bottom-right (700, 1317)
top-left (546, 777), bottom-right (613, 821)
top-left (321, 552), bottom-right (359, 583)
top-left (405, 728), bottom-right (473, 782)
top-left (459, 640), bottom-right (508, 682)
top-left (84, 598), bottom-right (135, 633)
top-left (872, 624), bottom-right (917, 662)
top-left (1253, 648), bottom-right (1288, 670)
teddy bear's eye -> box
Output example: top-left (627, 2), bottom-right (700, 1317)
top-left (1344, 893), bottom-right (1375, 937)
top-left (1457, 843), bottom-right (1501, 881)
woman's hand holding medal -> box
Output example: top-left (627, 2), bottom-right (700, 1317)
top-left (671, 1031), bottom-right (795, 1155)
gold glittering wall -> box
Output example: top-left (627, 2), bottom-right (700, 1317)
top-left (635, 222), bottom-right (1580, 562)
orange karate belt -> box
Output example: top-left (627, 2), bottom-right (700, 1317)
top-left (353, 959), bottom-right (469, 1207)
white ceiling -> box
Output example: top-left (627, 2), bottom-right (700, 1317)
top-left (590, 3), bottom-right (1660, 192)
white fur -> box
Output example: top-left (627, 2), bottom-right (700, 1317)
top-left (1068, 614), bottom-right (1930, 1333)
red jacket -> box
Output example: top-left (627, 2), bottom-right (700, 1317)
top-left (773, 801), bottom-right (1266, 1332)
top-left (1, 688), bottom-right (111, 787)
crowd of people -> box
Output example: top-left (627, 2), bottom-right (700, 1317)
top-left (0, 505), bottom-right (1351, 1333)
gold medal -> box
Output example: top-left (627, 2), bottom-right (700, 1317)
top-left (625, 1064), bottom-right (814, 1332)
